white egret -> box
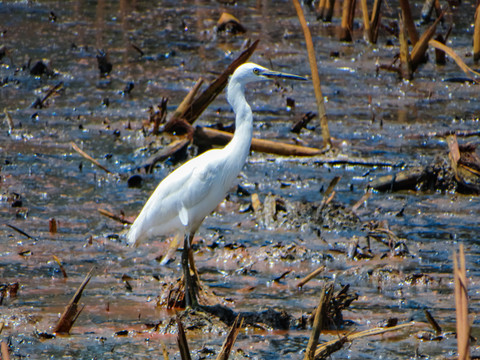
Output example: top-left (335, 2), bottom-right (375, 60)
top-left (127, 62), bottom-right (306, 307)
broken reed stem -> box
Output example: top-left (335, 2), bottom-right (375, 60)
top-left (297, 266), bottom-right (325, 288)
top-left (369, 0), bottom-right (382, 43)
top-left (71, 142), bottom-right (112, 174)
top-left (216, 315), bottom-right (244, 360)
top-left (196, 126), bottom-right (323, 156)
top-left (340, 0), bottom-right (354, 41)
top-left (291, 0), bottom-right (331, 149)
top-left (1, 341), bottom-right (11, 360)
top-left (304, 287), bottom-right (328, 360)
top-left (176, 316), bottom-right (192, 360)
top-left (399, 0), bottom-right (419, 45)
top-left (171, 78), bottom-right (204, 123)
top-left (399, 14), bottom-right (412, 80)
top-left (454, 245), bottom-right (470, 360)
top-left (360, 0), bottom-right (371, 42)
top-left (474, 4), bottom-right (480, 62)
top-left (53, 267), bottom-right (95, 334)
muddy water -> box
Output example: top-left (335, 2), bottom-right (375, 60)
top-left (1, 0), bottom-right (479, 359)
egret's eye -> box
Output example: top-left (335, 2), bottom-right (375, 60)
top-left (253, 68), bottom-right (260, 75)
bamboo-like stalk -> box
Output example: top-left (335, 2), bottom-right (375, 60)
top-left (292, 0), bottom-right (332, 149)
top-left (474, 4), bottom-right (480, 61)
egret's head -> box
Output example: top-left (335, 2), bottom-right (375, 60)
top-left (232, 62), bottom-right (307, 85)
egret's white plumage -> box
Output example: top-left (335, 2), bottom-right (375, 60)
top-left (127, 63), bottom-right (305, 247)
top-left (126, 62), bottom-right (305, 306)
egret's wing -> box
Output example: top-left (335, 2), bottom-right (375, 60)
top-left (127, 149), bottom-right (225, 245)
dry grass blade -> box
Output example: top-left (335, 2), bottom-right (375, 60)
top-left (1, 341), bottom-right (11, 360)
top-left (304, 287), bottom-right (328, 360)
top-left (429, 39), bottom-right (480, 80)
top-left (52, 255), bottom-right (68, 279)
top-left (98, 208), bottom-right (133, 225)
top-left (71, 142), bottom-right (112, 174)
top-left (176, 316), bottom-right (192, 360)
top-left (180, 40), bottom-right (259, 126)
top-left (195, 127), bottom-right (323, 156)
top-left (216, 315), bottom-right (244, 360)
top-left (292, 0), bottom-right (331, 149)
top-left (314, 322), bottom-right (415, 359)
top-left (297, 266), bottom-right (325, 289)
top-left (454, 245), bottom-right (470, 360)
top-left (53, 267), bottom-right (95, 334)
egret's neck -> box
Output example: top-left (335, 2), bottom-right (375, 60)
top-left (225, 80), bottom-right (253, 166)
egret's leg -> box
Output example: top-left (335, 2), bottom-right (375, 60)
top-left (182, 233), bottom-right (198, 308)
top-left (187, 234), bottom-right (200, 283)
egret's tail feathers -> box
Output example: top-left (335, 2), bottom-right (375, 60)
top-left (126, 223), bottom-right (141, 247)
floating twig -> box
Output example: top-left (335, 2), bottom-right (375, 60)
top-left (98, 208), bottom-right (133, 225)
top-left (31, 81), bottom-right (63, 109)
top-left (5, 223), bottom-right (39, 241)
top-left (71, 142), bottom-right (112, 174)
top-left (297, 266), bottom-right (326, 289)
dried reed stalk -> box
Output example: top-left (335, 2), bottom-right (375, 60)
top-left (1, 341), bottom-right (11, 360)
top-left (292, 0), bottom-right (331, 149)
top-left (474, 4), bottom-right (480, 61)
top-left (399, 14), bottom-right (412, 80)
top-left (339, 0), bottom-right (355, 41)
top-left (216, 315), bottom-right (244, 360)
top-left (304, 287), bottom-right (328, 360)
top-left (176, 316), bottom-right (192, 360)
top-left (429, 39), bottom-right (480, 80)
top-left (453, 245), bottom-right (470, 360)
top-left (314, 322), bottom-right (415, 359)
top-left (399, 0), bottom-right (419, 45)
top-left (297, 266), bottom-right (325, 289)
top-left (53, 267), bottom-right (94, 334)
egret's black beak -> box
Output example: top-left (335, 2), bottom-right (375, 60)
top-left (259, 69), bottom-right (307, 81)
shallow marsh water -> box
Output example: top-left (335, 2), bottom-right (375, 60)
top-left (1, 0), bottom-right (479, 359)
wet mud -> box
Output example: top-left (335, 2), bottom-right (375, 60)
top-left (1, 0), bottom-right (480, 359)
